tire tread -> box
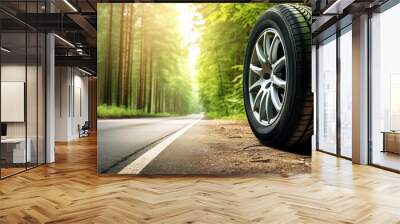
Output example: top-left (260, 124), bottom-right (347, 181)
top-left (275, 4), bottom-right (313, 148)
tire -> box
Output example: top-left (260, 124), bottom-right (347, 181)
top-left (243, 4), bottom-right (312, 149)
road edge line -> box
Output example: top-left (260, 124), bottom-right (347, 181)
top-left (118, 115), bottom-right (203, 174)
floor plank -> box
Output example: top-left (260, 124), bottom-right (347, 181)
top-left (0, 135), bottom-right (400, 223)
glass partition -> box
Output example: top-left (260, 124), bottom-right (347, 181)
top-left (0, 1), bottom-right (46, 179)
top-left (339, 26), bottom-right (352, 158)
top-left (27, 31), bottom-right (38, 169)
top-left (370, 4), bottom-right (400, 171)
top-left (38, 32), bottom-right (45, 165)
top-left (1, 31), bottom-right (28, 177)
top-left (317, 35), bottom-right (337, 154)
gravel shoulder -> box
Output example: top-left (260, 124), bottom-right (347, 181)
top-left (141, 119), bottom-right (311, 176)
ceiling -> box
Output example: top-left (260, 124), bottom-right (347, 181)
top-left (0, 0), bottom-right (99, 74)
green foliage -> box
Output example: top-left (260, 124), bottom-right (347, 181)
top-left (205, 111), bottom-right (247, 121)
top-left (97, 105), bottom-right (175, 118)
top-left (98, 3), bottom-right (270, 119)
top-left (196, 3), bottom-right (270, 118)
top-left (98, 4), bottom-right (199, 117)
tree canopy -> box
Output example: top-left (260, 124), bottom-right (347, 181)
top-left (196, 3), bottom-right (270, 118)
top-left (97, 3), bottom-right (271, 118)
top-left (98, 4), bottom-right (198, 117)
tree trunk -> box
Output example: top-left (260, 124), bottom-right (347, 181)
top-left (104, 4), bottom-right (113, 105)
top-left (147, 44), bottom-right (153, 113)
top-left (116, 4), bottom-right (126, 106)
top-left (147, 48), bottom-right (153, 113)
top-left (137, 8), bottom-right (146, 110)
top-left (123, 4), bottom-right (134, 106)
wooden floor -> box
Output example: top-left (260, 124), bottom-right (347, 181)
top-left (1, 135), bottom-right (400, 223)
top-left (1, 167), bottom-right (26, 178)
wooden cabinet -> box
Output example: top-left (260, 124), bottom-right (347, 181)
top-left (382, 132), bottom-right (400, 154)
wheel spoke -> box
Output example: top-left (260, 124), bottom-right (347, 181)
top-left (265, 33), bottom-right (272, 62)
top-left (271, 87), bottom-right (282, 111)
top-left (250, 64), bottom-right (263, 77)
top-left (256, 35), bottom-right (266, 64)
top-left (273, 56), bottom-right (285, 72)
top-left (264, 89), bottom-right (271, 121)
top-left (272, 75), bottom-right (286, 89)
top-left (249, 79), bottom-right (264, 92)
top-left (259, 90), bottom-right (268, 121)
top-left (269, 34), bottom-right (280, 64)
top-left (253, 89), bottom-right (264, 112)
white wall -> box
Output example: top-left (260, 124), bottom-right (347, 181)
top-left (1, 65), bottom-right (25, 81)
top-left (1, 65), bottom-right (35, 138)
top-left (55, 67), bottom-right (89, 141)
top-left (1, 82), bottom-right (25, 122)
top-left (55, 67), bottom-right (70, 141)
top-left (1, 63), bottom-right (46, 164)
top-left (1, 65), bottom-right (26, 139)
top-left (73, 73), bottom-right (89, 137)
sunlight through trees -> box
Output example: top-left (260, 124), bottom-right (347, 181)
top-left (98, 3), bottom-right (270, 118)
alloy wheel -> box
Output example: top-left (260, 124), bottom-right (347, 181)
top-left (248, 28), bottom-right (287, 126)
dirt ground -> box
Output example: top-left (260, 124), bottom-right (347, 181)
top-left (113, 117), bottom-right (312, 176)
top-left (200, 119), bottom-right (311, 177)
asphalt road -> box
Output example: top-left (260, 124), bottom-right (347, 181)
top-left (97, 114), bottom-right (202, 173)
top-left (140, 118), bottom-right (213, 175)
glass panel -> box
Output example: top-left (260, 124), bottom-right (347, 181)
top-left (38, 32), bottom-right (45, 165)
top-left (1, 31), bottom-right (27, 177)
top-left (317, 36), bottom-right (337, 154)
top-left (27, 31), bottom-right (38, 169)
top-left (25, 0), bottom-right (39, 170)
top-left (339, 27), bottom-right (352, 158)
top-left (371, 4), bottom-right (400, 171)
top-left (0, 0), bottom-right (46, 179)
top-left (0, 23), bottom-right (1, 178)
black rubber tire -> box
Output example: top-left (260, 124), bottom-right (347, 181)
top-left (243, 4), bottom-right (312, 149)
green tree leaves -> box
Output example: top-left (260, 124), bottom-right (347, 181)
top-left (98, 4), bottom-right (197, 117)
top-left (196, 3), bottom-right (270, 118)
top-left (97, 3), bottom-right (270, 118)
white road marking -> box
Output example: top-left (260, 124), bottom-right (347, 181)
top-left (118, 115), bottom-right (203, 174)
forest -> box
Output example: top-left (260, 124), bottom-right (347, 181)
top-left (97, 3), bottom-right (270, 118)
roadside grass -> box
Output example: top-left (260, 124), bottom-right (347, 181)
top-left (98, 105), bottom-right (247, 121)
top-left (205, 112), bottom-right (247, 121)
top-left (97, 105), bottom-right (176, 119)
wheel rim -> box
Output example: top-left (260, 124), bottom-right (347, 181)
top-left (248, 28), bottom-right (287, 126)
